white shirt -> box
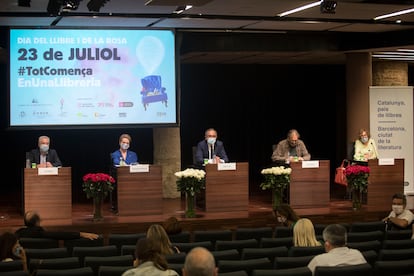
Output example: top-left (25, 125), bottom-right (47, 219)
top-left (388, 209), bottom-right (414, 226)
top-left (307, 247), bottom-right (367, 275)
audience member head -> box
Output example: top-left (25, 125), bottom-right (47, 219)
top-left (287, 129), bottom-right (300, 148)
top-left (163, 216), bottom-right (182, 235)
top-left (273, 203), bottom-right (300, 227)
top-left (0, 232), bottom-right (21, 261)
top-left (322, 224), bottom-right (347, 252)
top-left (23, 211), bottom-right (41, 227)
top-left (146, 224), bottom-right (175, 255)
top-left (182, 247), bottom-right (218, 276)
top-left (293, 218), bottom-right (322, 247)
top-left (391, 193), bottom-right (407, 215)
top-left (135, 238), bottom-right (168, 270)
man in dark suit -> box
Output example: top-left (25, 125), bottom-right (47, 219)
top-left (195, 128), bottom-right (229, 166)
top-left (28, 135), bottom-right (62, 168)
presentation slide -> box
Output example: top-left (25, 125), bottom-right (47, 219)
top-left (9, 28), bottom-right (177, 127)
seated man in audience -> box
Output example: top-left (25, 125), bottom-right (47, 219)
top-left (307, 224), bottom-right (367, 275)
top-left (182, 246), bottom-right (218, 276)
top-left (15, 211), bottom-right (99, 240)
top-left (382, 193), bottom-right (414, 231)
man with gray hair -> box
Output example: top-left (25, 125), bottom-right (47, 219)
top-left (182, 247), bottom-right (218, 276)
top-left (307, 224), bottom-right (367, 275)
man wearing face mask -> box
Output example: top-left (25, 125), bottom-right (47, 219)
top-left (28, 135), bottom-right (62, 168)
top-left (353, 128), bottom-right (378, 162)
top-left (195, 128), bottom-right (229, 166)
top-left (111, 133), bottom-right (138, 166)
top-left (271, 129), bottom-right (311, 164)
top-left (382, 193), bottom-right (414, 231)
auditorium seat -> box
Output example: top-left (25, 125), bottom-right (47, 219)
top-left (361, 250), bottom-right (378, 266)
top-left (168, 231), bottom-right (192, 243)
top-left (218, 257), bottom-right (273, 275)
top-left (314, 263), bottom-right (373, 276)
top-left (218, 271), bottom-right (248, 276)
top-left (193, 229), bottom-right (233, 246)
top-left (287, 246), bottom-right (325, 257)
top-left (29, 257), bottom-right (81, 272)
top-left (19, 237), bottom-right (59, 249)
top-left (64, 236), bottom-right (105, 255)
top-left (25, 247), bottom-right (70, 267)
top-left (215, 239), bottom-right (258, 253)
top-left (378, 248), bottom-right (414, 261)
top-left (260, 237), bottom-right (293, 248)
top-left (235, 227), bottom-right (273, 241)
top-left (274, 255), bottom-right (315, 269)
top-left (384, 229), bottom-right (413, 240)
top-left (382, 239), bottom-right (414, 249)
top-left (347, 230), bottom-right (384, 243)
top-left (172, 241), bottom-right (213, 253)
top-left (120, 245), bottom-right (135, 257)
top-left (1, 271), bottom-right (30, 276)
top-left (274, 227), bottom-right (293, 238)
top-left (107, 233), bottom-right (145, 255)
top-left (347, 240), bottom-right (382, 252)
top-left (211, 249), bottom-right (241, 262)
top-left (252, 267), bottom-right (312, 276)
top-left (240, 246), bottom-right (288, 266)
top-left (84, 255), bottom-right (133, 276)
top-left (35, 267), bottom-right (94, 276)
top-left (72, 245), bottom-right (118, 266)
top-left (0, 260), bottom-right (25, 272)
top-left (350, 221), bottom-right (386, 233)
top-left (374, 258), bottom-right (414, 276)
top-left (165, 252), bottom-right (187, 263)
top-left (169, 263), bottom-right (183, 276)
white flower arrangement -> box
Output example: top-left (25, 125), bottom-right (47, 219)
top-left (175, 168), bottom-right (206, 196)
top-left (260, 166), bottom-right (292, 191)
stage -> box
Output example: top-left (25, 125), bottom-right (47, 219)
top-left (1, 188), bottom-right (408, 239)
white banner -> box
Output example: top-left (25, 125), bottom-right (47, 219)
top-left (369, 86), bottom-right (414, 194)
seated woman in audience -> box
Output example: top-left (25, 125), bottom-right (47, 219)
top-left (273, 204), bottom-right (300, 227)
top-left (293, 218), bottom-right (322, 247)
top-left (0, 232), bottom-right (28, 272)
top-left (122, 238), bottom-right (178, 276)
top-left (146, 224), bottom-right (180, 255)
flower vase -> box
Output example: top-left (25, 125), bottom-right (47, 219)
top-left (185, 193), bottom-right (196, 218)
top-left (352, 189), bottom-right (362, 210)
top-left (272, 188), bottom-right (283, 210)
top-left (93, 196), bottom-right (104, 221)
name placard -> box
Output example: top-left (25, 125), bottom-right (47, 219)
top-left (217, 162), bottom-right (237, 171)
top-left (38, 167), bottom-right (59, 175)
top-left (301, 160), bottom-right (320, 168)
top-left (378, 158), bottom-right (395, 166)
top-left (129, 164), bottom-right (150, 173)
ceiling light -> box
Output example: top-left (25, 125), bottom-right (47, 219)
top-left (18, 0), bottom-right (31, 7)
top-left (278, 1), bottom-right (322, 17)
top-left (62, 0), bottom-right (81, 11)
top-left (374, 7), bottom-right (414, 20)
top-left (320, 0), bottom-right (337, 14)
top-left (173, 5), bottom-right (192, 14)
top-left (87, 0), bottom-right (110, 12)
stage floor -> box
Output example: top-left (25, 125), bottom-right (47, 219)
top-left (2, 190), bottom-right (412, 237)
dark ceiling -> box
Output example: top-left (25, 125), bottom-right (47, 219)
top-left (1, 0), bottom-right (414, 64)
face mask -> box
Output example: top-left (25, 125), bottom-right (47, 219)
top-left (121, 143), bottom-right (129, 150)
top-left (392, 204), bottom-right (404, 215)
top-left (207, 138), bottom-right (216, 145)
top-left (277, 216), bottom-right (287, 223)
top-left (360, 137), bottom-right (369, 143)
top-left (39, 144), bottom-right (49, 152)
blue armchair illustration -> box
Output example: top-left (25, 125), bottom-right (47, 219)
top-left (140, 75), bottom-right (167, 111)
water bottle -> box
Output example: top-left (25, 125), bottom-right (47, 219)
top-left (120, 157), bottom-right (125, 166)
top-left (26, 159), bottom-right (31, 168)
